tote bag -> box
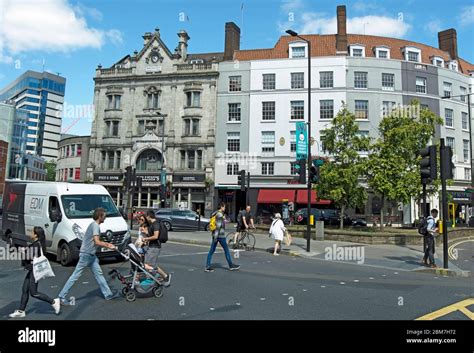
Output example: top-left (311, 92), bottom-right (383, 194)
top-left (284, 230), bottom-right (293, 246)
top-left (33, 247), bottom-right (55, 282)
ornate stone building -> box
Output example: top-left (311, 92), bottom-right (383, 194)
top-left (89, 24), bottom-right (239, 216)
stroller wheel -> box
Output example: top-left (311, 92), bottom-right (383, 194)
top-left (153, 286), bottom-right (164, 298)
top-left (125, 291), bottom-right (136, 302)
top-left (122, 287), bottom-right (129, 295)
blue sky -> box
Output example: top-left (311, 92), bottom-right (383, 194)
top-left (0, 0), bottom-right (473, 136)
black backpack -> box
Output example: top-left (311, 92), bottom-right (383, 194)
top-left (158, 220), bottom-right (168, 243)
top-left (417, 216), bottom-right (432, 235)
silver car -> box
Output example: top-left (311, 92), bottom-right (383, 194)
top-left (154, 209), bottom-right (210, 231)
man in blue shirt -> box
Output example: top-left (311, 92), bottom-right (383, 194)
top-left (423, 209), bottom-right (439, 268)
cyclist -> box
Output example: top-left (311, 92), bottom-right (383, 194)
top-left (234, 205), bottom-right (255, 247)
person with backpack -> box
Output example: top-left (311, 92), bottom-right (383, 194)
top-left (143, 210), bottom-right (171, 287)
top-left (205, 202), bottom-right (240, 272)
top-left (421, 209), bottom-right (439, 268)
top-left (9, 227), bottom-right (60, 318)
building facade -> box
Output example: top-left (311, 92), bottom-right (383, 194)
top-left (0, 103), bottom-right (45, 181)
top-left (215, 5), bottom-right (473, 225)
top-left (89, 24), bottom-right (239, 216)
top-left (56, 135), bottom-right (91, 182)
top-left (0, 70), bottom-right (66, 161)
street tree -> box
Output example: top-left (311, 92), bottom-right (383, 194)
top-left (366, 101), bottom-right (443, 228)
top-left (44, 160), bottom-right (57, 182)
top-left (317, 104), bottom-right (370, 229)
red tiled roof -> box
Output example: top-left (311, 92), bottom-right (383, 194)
top-left (233, 34), bottom-right (473, 75)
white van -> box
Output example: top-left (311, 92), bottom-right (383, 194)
top-left (1, 180), bottom-right (131, 266)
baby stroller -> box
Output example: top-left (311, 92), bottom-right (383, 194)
top-left (109, 243), bottom-right (164, 302)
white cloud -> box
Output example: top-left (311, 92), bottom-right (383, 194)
top-left (280, 0), bottom-right (304, 14)
top-left (74, 3), bottom-right (104, 22)
top-left (0, 0), bottom-right (122, 58)
top-left (283, 12), bottom-right (411, 38)
top-left (353, 1), bottom-right (379, 13)
top-left (424, 20), bottom-right (442, 34)
top-left (459, 5), bottom-right (474, 26)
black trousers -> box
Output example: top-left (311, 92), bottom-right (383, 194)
top-left (423, 235), bottom-right (435, 265)
top-left (19, 270), bottom-right (54, 311)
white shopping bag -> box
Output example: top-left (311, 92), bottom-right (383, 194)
top-left (33, 247), bottom-right (55, 282)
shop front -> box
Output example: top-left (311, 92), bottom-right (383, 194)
top-left (448, 190), bottom-right (473, 226)
top-left (172, 173), bottom-right (211, 216)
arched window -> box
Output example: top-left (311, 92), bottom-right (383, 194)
top-left (136, 149), bottom-right (163, 171)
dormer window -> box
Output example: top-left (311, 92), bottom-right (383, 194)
top-left (431, 56), bottom-right (444, 67)
top-left (374, 46), bottom-right (391, 59)
top-left (289, 42), bottom-right (307, 58)
top-left (350, 45), bottom-right (365, 57)
top-left (403, 47), bottom-right (421, 63)
top-left (448, 60), bottom-right (458, 72)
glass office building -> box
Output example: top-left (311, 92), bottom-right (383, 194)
top-left (0, 71), bottom-right (66, 160)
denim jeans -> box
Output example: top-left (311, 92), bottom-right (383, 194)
top-left (59, 253), bottom-right (113, 300)
top-left (423, 235), bottom-right (435, 265)
top-left (206, 237), bottom-right (233, 268)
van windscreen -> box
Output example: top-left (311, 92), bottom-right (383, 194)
top-left (61, 195), bottom-right (120, 219)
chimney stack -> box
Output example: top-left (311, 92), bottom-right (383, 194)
top-left (438, 29), bottom-right (458, 60)
top-left (224, 22), bottom-right (240, 61)
top-left (177, 30), bottom-right (190, 61)
top-left (336, 5), bottom-right (348, 54)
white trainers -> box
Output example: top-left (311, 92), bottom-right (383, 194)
top-left (52, 298), bottom-right (61, 315)
top-left (9, 310), bottom-right (26, 318)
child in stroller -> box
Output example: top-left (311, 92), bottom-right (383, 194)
top-left (109, 243), bottom-right (164, 302)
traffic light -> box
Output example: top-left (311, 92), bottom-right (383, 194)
top-left (441, 145), bottom-right (454, 180)
top-left (159, 185), bottom-right (166, 201)
top-left (238, 170), bottom-right (246, 191)
top-left (309, 165), bottom-right (319, 183)
top-left (419, 145), bottom-right (437, 183)
top-left (295, 159), bottom-right (306, 184)
top-left (124, 166), bottom-right (133, 190)
top-left (136, 177), bottom-right (142, 190)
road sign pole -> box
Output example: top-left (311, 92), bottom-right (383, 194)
top-left (440, 139), bottom-right (449, 269)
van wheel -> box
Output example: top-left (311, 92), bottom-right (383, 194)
top-left (59, 243), bottom-right (74, 266)
top-left (162, 221), bottom-right (171, 231)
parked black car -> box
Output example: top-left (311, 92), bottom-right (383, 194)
top-left (155, 209), bottom-right (210, 231)
top-left (295, 208), bottom-right (367, 227)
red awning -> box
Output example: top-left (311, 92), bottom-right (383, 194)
top-left (296, 190), bottom-right (331, 205)
top-left (257, 189), bottom-right (296, 204)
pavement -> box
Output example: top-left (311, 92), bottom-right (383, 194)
top-left (145, 227), bottom-right (471, 277)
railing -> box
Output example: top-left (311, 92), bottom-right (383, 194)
top-left (176, 63), bottom-right (214, 71)
top-left (98, 67), bottom-right (133, 76)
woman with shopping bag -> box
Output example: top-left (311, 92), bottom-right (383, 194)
top-left (269, 213), bottom-right (286, 256)
top-left (9, 227), bottom-right (60, 318)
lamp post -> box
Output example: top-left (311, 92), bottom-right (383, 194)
top-left (287, 29), bottom-right (312, 252)
top-left (441, 93), bottom-right (473, 208)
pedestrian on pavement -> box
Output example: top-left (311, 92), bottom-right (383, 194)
top-left (9, 227), bottom-right (60, 318)
top-left (143, 210), bottom-right (171, 287)
top-left (422, 209), bottom-right (439, 268)
top-left (206, 202), bottom-right (240, 272)
top-left (58, 208), bottom-right (120, 304)
top-left (269, 213), bottom-right (286, 256)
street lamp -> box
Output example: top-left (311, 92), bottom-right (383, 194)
top-left (441, 93), bottom-right (474, 222)
top-left (286, 29), bottom-right (312, 252)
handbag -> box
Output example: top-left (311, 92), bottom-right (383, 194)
top-left (33, 247), bottom-right (55, 282)
top-left (284, 230), bottom-right (292, 246)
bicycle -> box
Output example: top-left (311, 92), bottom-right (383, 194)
top-left (226, 228), bottom-right (256, 251)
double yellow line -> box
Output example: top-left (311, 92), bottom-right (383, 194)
top-left (416, 299), bottom-right (474, 320)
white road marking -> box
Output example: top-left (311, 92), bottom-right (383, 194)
top-left (340, 282), bottom-right (345, 285)
top-left (394, 272), bottom-right (399, 275)
top-left (369, 277), bottom-right (374, 280)
top-left (260, 298), bottom-right (266, 301)
top-left (302, 289), bottom-right (307, 292)
top-left (282, 293), bottom-right (289, 296)
top-left (210, 308), bottom-right (215, 311)
top-left (353, 280), bottom-right (359, 283)
top-left (82, 282), bottom-right (89, 284)
top-left (159, 251), bottom-right (220, 258)
top-left (382, 275), bottom-right (386, 277)
top-left (321, 285), bottom-right (326, 288)
top-left (236, 303), bottom-right (241, 306)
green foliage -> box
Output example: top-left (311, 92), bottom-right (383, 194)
top-left (316, 105), bottom-right (370, 228)
top-left (44, 161), bottom-right (57, 182)
top-left (366, 100), bottom-right (444, 205)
